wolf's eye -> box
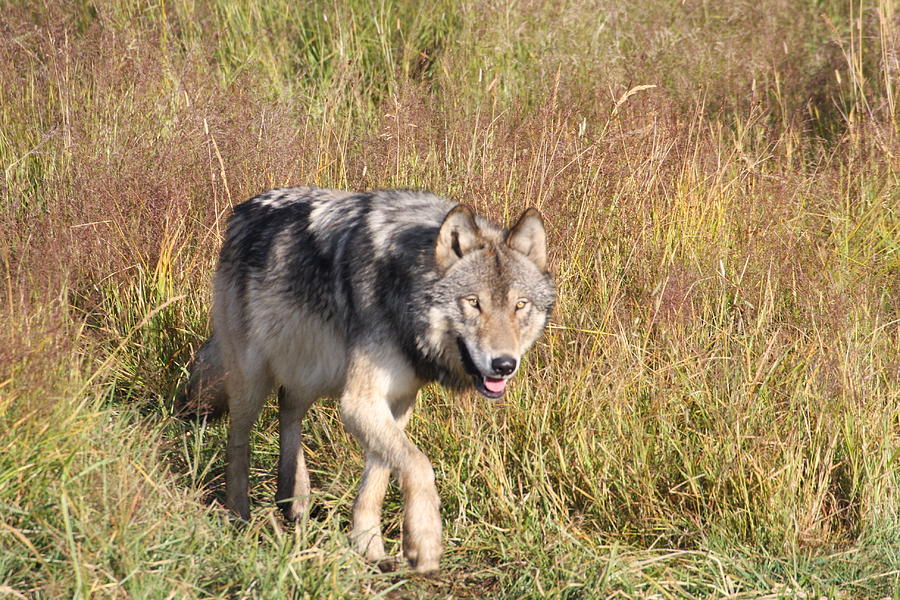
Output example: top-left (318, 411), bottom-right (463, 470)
top-left (515, 299), bottom-right (529, 310)
top-left (464, 296), bottom-right (480, 310)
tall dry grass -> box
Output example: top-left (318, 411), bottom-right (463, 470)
top-left (1, 0), bottom-right (897, 597)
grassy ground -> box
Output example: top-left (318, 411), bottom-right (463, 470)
top-left (1, 0), bottom-right (898, 597)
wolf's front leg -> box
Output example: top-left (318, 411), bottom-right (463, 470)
top-left (351, 397), bottom-right (415, 565)
top-left (341, 350), bottom-right (441, 574)
top-left (397, 450), bottom-right (442, 573)
top-left (354, 444), bottom-right (440, 574)
top-left (351, 454), bottom-right (391, 562)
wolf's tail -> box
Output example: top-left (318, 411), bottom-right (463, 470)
top-left (179, 336), bottom-right (229, 419)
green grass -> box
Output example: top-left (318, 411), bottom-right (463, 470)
top-left (1, 0), bottom-right (898, 597)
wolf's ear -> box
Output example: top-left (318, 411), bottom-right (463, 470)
top-left (436, 205), bottom-right (481, 270)
top-left (506, 208), bottom-right (547, 269)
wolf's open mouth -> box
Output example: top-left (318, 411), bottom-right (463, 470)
top-left (457, 338), bottom-right (508, 399)
top-left (480, 376), bottom-right (507, 396)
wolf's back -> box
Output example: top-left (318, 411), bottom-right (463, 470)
top-left (182, 186), bottom-right (466, 415)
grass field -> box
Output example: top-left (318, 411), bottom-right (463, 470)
top-left (1, 0), bottom-right (898, 597)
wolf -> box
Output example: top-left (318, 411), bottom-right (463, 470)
top-left (185, 186), bottom-right (555, 573)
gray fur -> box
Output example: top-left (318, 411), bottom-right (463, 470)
top-left (185, 186), bottom-right (555, 573)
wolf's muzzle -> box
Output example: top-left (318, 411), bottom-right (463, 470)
top-left (457, 338), bottom-right (510, 399)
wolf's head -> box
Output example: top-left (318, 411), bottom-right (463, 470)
top-left (430, 205), bottom-right (556, 398)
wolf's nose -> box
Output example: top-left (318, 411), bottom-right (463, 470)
top-left (491, 356), bottom-right (517, 376)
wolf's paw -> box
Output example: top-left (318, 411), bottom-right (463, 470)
top-left (352, 529), bottom-right (387, 563)
top-left (403, 537), bottom-right (441, 575)
top-left (409, 557), bottom-right (440, 577)
top-left (375, 556), bottom-right (402, 573)
top-left (277, 496), bottom-right (310, 522)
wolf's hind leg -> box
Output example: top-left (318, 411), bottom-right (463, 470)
top-left (276, 387), bottom-right (316, 520)
top-left (225, 365), bottom-right (270, 520)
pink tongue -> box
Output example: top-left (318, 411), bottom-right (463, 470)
top-left (484, 377), bottom-right (507, 393)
